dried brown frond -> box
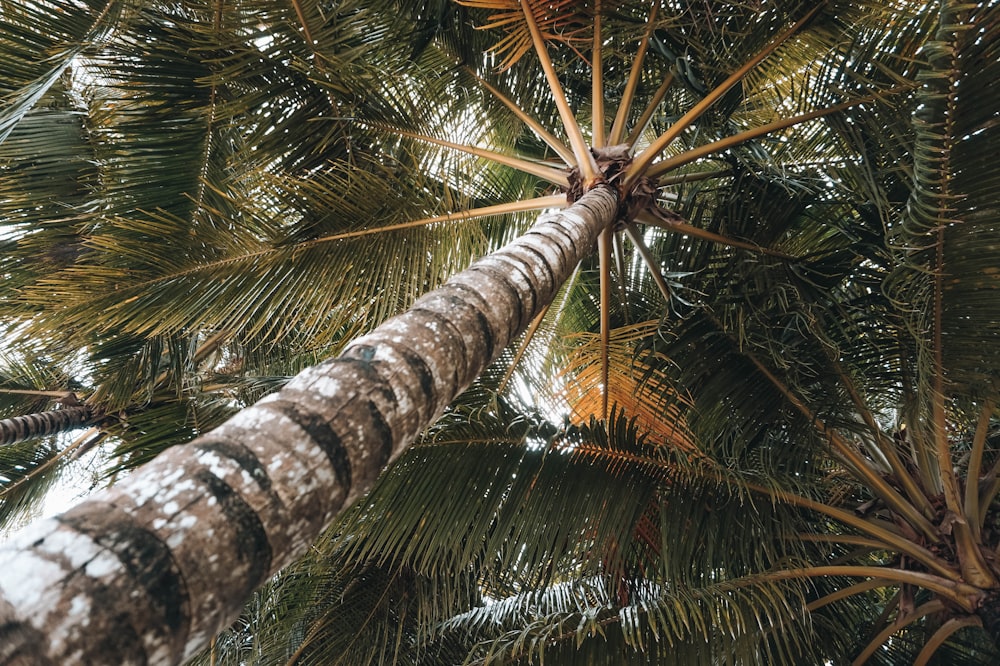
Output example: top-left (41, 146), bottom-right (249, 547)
top-left (458, 0), bottom-right (593, 69)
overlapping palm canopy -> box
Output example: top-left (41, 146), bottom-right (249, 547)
top-left (2, 0), bottom-right (999, 663)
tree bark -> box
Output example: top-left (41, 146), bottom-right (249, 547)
top-left (0, 405), bottom-right (97, 447)
top-left (0, 185), bottom-right (618, 665)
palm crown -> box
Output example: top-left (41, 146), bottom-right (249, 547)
top-left (1, 0), bottom-right (999, 664)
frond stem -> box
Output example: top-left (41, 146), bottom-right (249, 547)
top-left (634, 209), bottom-right (795, 260)
top-left (932, 215), bottom-right (994, 583)
top-left (767, 569), bottom-right (977, 611)
top-left (805, 579), bottom-right (885, 612)
top-left (658, 168), bottom-right (730, 186)
top-left (191, 0), bottom-right (224, 215)
top-left (913, 615), bottom-right (982, 666)
top-left (311, 195), bottom-right (568, 243)
top-left (608, 2), bottom-right (659, 145)
top-left (966, 398), bottom-right (995, 539)
top-left (385, 127), bottom-right (569, 186)
top-left (517, 0), bottom-right (600, 184)
top-left (622, 223), bottom-right (671, 305)
top-left (612, 234), bottom-right (629, 319)
top-left (851, 600), bottom-right (947, 666)
top-left (795, 533), bottom-right (890, 552)
top-left (0, 427), bottom-right (101, 501)
top-left (979, 456), bottom-right (1000, 531)
top-left (625, 73), bottom-right (674, 147)
top-left (289, 0), bottom-right (315, 45)
top-left (591, 0), bottom-right (604, 148)
top-left (598, 228), bottom-right (613, 420)
top-left (114, 195), bottom-right (567, 298)
top-left (741, 481), bottom-right (954, 580)
top-left (682, 447), bottom-right (936, 566)
top-left (648, 88), bottom-right (913, 180)
top-left (735, 343), bottom-right (939, 542)
top-left (0, 389), bottom-right (79, 400)
top-left (623, 3), bottom-right (825, 187)
top-left (830, 357), bottom-right (934, 518)
top-left (467, 69), bottom-right (576, 165)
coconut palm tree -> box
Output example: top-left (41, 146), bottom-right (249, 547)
top-left (1, 0), bottom-right (993, 664)
top-left (188, 2), bottom-right (1000, 664)
top-left (208, 3), bottom-right (1000, 664)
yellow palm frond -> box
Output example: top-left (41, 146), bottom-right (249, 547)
top-left (559, 320), bottom-right (695, 452)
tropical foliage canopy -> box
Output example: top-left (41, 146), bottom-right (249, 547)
top-left (1, 0), bottom-right (999, 664)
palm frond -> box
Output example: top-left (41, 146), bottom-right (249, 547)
top-left (0, 437), bottom-right (63, 531)
top-left (0, 0), bottom-right (126, 142)
top-left (885, 2), bottom-right (1000, 396)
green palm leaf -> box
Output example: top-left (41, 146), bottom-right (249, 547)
top-left (3, 1), bottom-right (1000, 663)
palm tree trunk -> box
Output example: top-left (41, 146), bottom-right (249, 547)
top-left (0, 185), bottom-right (619, 665)
top-left (0, 405), bottom-right (97, 446)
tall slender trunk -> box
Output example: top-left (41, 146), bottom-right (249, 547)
top-left (0, 405), bottom-right (97, 446)
top-left (0, 186), bottom-right (619, 665)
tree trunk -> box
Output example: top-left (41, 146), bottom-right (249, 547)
top-left (0, 405), bottom-right (97, 447)
top-left (0, 185), bottom-right (619, 665)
